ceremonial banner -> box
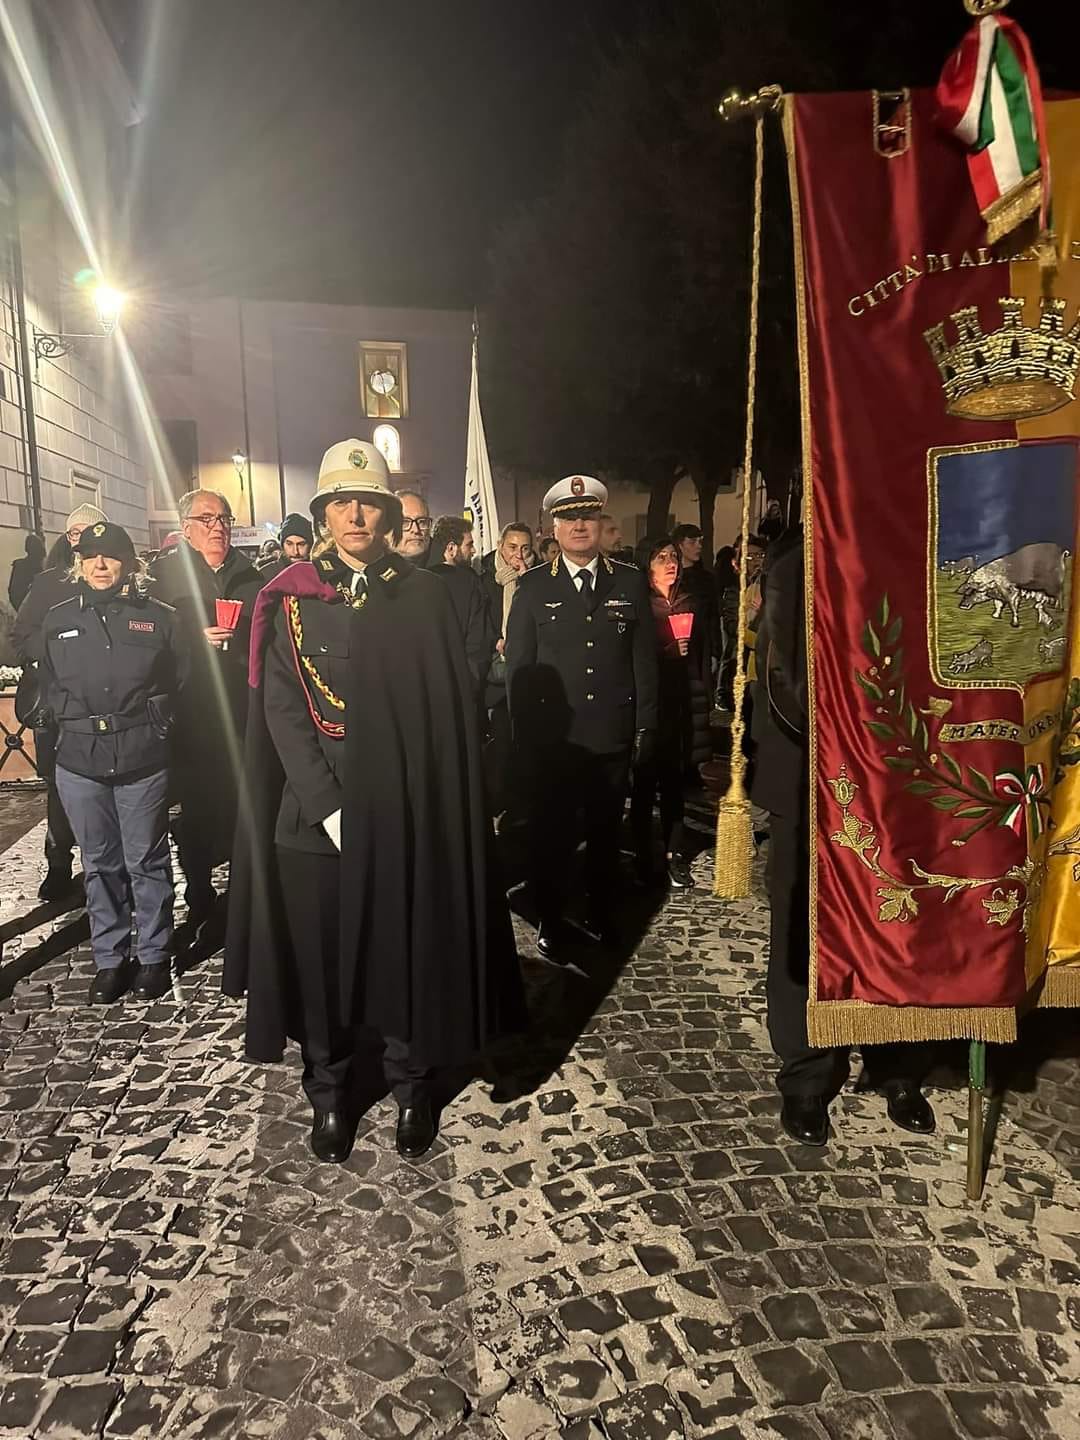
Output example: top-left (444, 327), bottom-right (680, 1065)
top-left (464, 327), bottom-right (501, 556)
top-left (785, 89), bottom-right (1080, 1045)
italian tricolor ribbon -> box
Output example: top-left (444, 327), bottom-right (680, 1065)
top-left (995, 764), bottom-right (1048, 841)
top-left (936, 14), bottom-right (1050, 248)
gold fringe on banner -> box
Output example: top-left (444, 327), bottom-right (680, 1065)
top-left (807, 1000), bottom-right (1018, 1047)
top-left (1037, 965), bottom-right (1080, 1009)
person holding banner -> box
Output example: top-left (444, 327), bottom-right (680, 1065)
top-left (629, 538), bottom-right (711, 889)
top-left (753, 530), bottom-right (935, 1147)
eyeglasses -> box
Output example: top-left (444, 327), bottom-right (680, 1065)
top-left (66, 528), bottom-right (83, 542)
top-left (401, 516), bottom-right (432, 533)
top-left (187, 514), bottom-right (233, 530)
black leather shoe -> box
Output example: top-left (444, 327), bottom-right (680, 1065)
top-left (88, 964), bottom-right (132, 1006)
top-left (882, 1081), bottom-right (936, 1135)
top-left (130, 963), bottom-right (172, 1001)
top-left (396, 1099), bottom-right (436, 1160)
top-left (310, 1109), bottom-right (352, 1164)
top-left (780, 1094), bottom-right (830, 1147)
top-left (536, 919), bottom-right (571, 960)
top-left (38, 869), bottom-right (79, 904)
top-left (667, 856), bottom-right (694, 889)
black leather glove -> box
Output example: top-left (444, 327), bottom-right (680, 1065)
top-left (633, 728), bottom-right (656, 769)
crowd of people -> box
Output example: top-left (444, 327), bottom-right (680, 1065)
top-left (5, 453), bottom-right (934, 1161)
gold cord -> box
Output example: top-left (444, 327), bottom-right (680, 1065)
top-left (715, 108), bottom-right (766, 900)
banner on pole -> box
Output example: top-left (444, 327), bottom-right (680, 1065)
top-left (464, 328), bottom-right (500, 556)
top-left (785, 89), bottom-right (1080, 1045)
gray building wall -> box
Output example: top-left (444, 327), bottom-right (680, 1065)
top-left (141, 299), bottom-right (474, 537)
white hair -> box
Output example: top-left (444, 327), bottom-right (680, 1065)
top-left (178, 489), bottom-right (233, 522)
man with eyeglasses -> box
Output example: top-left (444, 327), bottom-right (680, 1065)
top-left (393, 489), bottom-right (433, 566)
top-left (13, 503), bottom-right (108, 902)
top-left (149, 489), bottom-right (265, 950)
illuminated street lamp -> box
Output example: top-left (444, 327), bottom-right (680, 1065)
top-left (232, 448), bottom-right (247, 493)
top-left (34, 281), bottom-right (126, 361)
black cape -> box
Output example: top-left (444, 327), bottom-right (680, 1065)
top-left (221, 551), bottom-right (523, 1067)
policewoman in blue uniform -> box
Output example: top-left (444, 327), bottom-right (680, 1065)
top-left (41, 523), bottom-right (188, 1005)
top-left (506, 475), bottom-right (659, 957)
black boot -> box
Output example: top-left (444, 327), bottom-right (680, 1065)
top-left (396, 1098), bottom-right (436, 1160)
top-left (38, 868), bottom-right (79, 904)
top-left (310, 1109), bottom-right (352, 1164)
top-left (130, 963), bottom-right (172, 1001)
top-left (88, 963), bottom-right (132, 1006)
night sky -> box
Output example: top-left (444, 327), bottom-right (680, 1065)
top-left (121, 0), bottom-right (642, 308)
top-left (112, 0), bottom-right (1079, 312)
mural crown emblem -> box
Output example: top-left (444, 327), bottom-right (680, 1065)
top-left (923, 296), bottom-right (1080, 422)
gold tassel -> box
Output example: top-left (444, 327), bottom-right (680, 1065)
top-left (714, 790), bottom-right (752, 898)
top-left (714, 109), bottom-right (768, 901)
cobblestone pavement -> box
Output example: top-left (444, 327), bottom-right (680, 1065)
top-left (1, 812), bottom-right (1079, 1440)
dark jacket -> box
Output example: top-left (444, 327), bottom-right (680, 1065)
top-left (8, 556), bottom-right (42, 612)
top-left (680, 561), bottom-right (720, 664)
top-left (223, 549), bottom-right (522, 1067)
top-left (647, 582), bottom-right (712, 768)
top-left (147, 543), bottom-right (264, 771)
top-left (751, 530), bottom-right (806, 818)
top-left (13, 567), bottom-right (79, 664)
top-left (505, 555), bottom-right (659, 754)
top-left (428, 562), bottom-right (497, 686)
top-left (41, 581), bottom-right (187, 783)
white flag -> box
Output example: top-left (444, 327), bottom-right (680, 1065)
top-left (464, 329), bottom-right (500, 556)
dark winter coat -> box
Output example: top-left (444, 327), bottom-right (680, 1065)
top-left (427, 562), bottom-right (497, 687)
top-left (222, 549), bottom-right (523, 1068)
top-left (647, 582), bottom-right (712, 768)
top-left (12, 567), bottom-right (80, 664)
top-left (8, 555), bottom-right (42, 612)
top-left (751, 530), bottom-right (806, 818)
top-left (147, 542), bottom-right (264, 775)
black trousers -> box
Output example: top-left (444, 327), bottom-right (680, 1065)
top-left (629, 749), bottom-right (686, 860)
top-left (766, 810), bottom-right (925, 1098)
top-left (276, 846), bottom-right (428, 1111)
top-left (176, 764), bottom-right (237, 922)
top-left (525, 744), bottom-right (631, 924)
top-left (36, 726), bottom-right (75, 872)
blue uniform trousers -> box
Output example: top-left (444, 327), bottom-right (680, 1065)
top-left (55, 766), bottom-right (173, 971)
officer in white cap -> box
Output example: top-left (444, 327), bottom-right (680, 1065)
top-left (505, 475), bottom-right (658, 958)
top-left (225, 439), bottom-right (520, 1164)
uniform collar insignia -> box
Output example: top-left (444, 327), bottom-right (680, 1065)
top-left (318, 556), bottom-right (336, 573)
top-left (602, 556), bottom-right (614, 574)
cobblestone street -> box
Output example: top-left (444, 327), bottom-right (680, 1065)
top-left (1, 807), bottom-right (1079, 1440)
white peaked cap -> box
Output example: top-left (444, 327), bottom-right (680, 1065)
top-left (543, 474), bottom-right (608, 517)
top-left (310, 440), bottom-right (397, 517)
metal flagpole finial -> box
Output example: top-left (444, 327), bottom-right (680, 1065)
top-left (963, 0), bottom-right (1009, 15)
top-left (718, 84), bottom-right (783, 122)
